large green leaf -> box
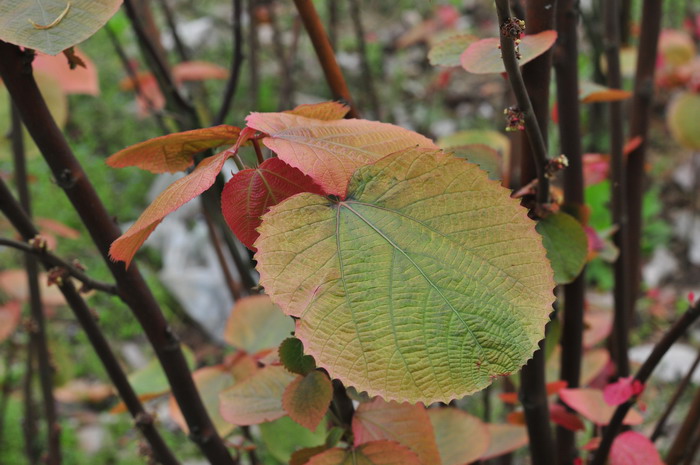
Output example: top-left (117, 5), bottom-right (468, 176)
top-left (0, 0), bottom-right (123, 55)
top-left (536, 212), bottom-right (588, 284)
top-left (255, 148), bottom-right (555, 403)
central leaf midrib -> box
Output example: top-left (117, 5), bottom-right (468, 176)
top-left (339, 202), bottom-right (486, 360)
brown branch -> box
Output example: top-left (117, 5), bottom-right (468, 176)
top-left (590, 300), bottom-right (700, 465)
top-left (214, 0), bottom-right (244, 125)
top-left (604, 0), bottom-right (631, 379)
top-left (0, 179), bottom-right (182, 465)
top-left (10, 99), bottom-right (62, 465)
top-left (293, 0), bottom-right (360, 118)
top-left (0, 238), bottom-right (118, 295)
top-left (0, 40), bottom-right (237, 465)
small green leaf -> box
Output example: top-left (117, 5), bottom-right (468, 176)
top-left (260, 415), bottom-right (327, 463)
top-left (279, 337), bottom-right (317, 375)
top-left (325, 427), bottom-right (345, 448)
top-left (536, 212), bottom-right (588, 284)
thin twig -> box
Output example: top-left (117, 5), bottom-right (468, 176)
top-left (252, 139), bottom-right (265, 165)
top-left (0, 40), bottom-right (238, 465)
top-left (0, 341), bottom-right (17, 450)
top-left (214, 0), bottom-right (244, 125)
top-left (156, 0), bottom-right (191, 61)
top-left (10, 100), bottom-right (61, 465)
top-left (293, 0), bottom-right (360, 118)
top-left (651, 348), bottom-right (700, 441)
top-left (201, 199), bottom-right (242, 301)
top-left (0, 179), bottom-right (182, 465)
top-left (667, 386), bottom-right (700, 465)
top-left (590, 300), bottom-right (700, 465)
top-left (605, 0), bottom-right (631, 379)
top-left (268, 1), bottom-right (295, 109)
top-left (247, 0), bottom-right (260, 109)
top-left (348, 0), bottom-right (381, 119)
top-left (0, 238), bottom-right (118, 295)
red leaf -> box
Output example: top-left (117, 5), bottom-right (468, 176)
top-left (623, 136), bottom-right (644, 156)
top-left (559, 388), bottom-right (644, 426)
top-left (549, 403), bottom-right (585, 431)
top-left (610, 431), bottom-right (664, 465)
top-left (107, 126), bottom-right (241, 174)
top-left (582, 436), bottom-right (602, 451)
top-left (461, 31), bottom-right (558, 74)
top-left (603, 377), bottom-right (645, 406)
top-left (282, 370), bottom-right (333, 430)
top-left (33, 49), bottom-right (99, 96)
top-left (35, 217), bottom-right (81, 239)
top-left (173, 61), bottom-right (229, 82)
top-left (109, 150), bottom-right (232, 267)
top-left (221, 157), bottom-right (326, 250)
top-left (0, 301), bottom-right (21, 342)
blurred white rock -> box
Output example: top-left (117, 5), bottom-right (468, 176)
top-left (629, 343), bottom-right (700, 383)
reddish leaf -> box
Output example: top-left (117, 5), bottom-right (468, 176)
top-left (579, 81), bottom-right (632, 103)
top-left (285, 102), bottom-right (350, 120)
top-left (500, 380), bottom-right (567, 404)
top-left (172, 61), bottom-right (229, 82)
top-left (282, 370), bottom-right (333, 430)
top-left (219, 365), bottom-right (296, 426)
top-left (506, 411), bottom-right (525, 425)
top-left (35, 218), bottom-right (80, 239)
top-left (245, 112), bottom-right (436, 197)
top-left (290, 446), bottom-right (329, 465)
top-left (32, 49), bottom-right (99, 96)
top-left (549, 403), bottom-right (585, 431)
top-left (109, 150), bottom-right (232, 267)
top-left (624, 136), bottom-right (643, 156)
top-left (610, 431), bottom-right (664, 465)
top-left (481, 424), bottom-right (528, 460)
top-left (221, 157), bottom-right (326, 250)
top-left (583, 153), bottom-right (610, 186)
top-left (352, 398), bottom-right (442, 465)
top-left (603, 377), bottom-right (645, 406)
top-left (106, 126), bottom-right (241, 174)
top-left (461, 31), bottom-right (558, 74)
top-left (559, 388), bottom-right (644, 426)
top-left (54, 379), bottom-right (114, 404)
top-left (0, 301), bottom-right (21, 342)
top-left (584, 307), bottom-right (613, 348)
top-left (0, 270), bottom-right (66, 307)
top-left (307, 441), bottom-right (422, 465)
top-left (582, 436), bottom-right (602, 451)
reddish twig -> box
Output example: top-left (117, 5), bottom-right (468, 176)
top-left (590, 300), bottom-right (700, 465)
top-left (293, 0), bottom-right (360, 118)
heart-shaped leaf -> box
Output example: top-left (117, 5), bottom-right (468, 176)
top-left (353, 398), bottom-right (442, 465)
top-left (0, 0), bottom-right (123, 55)
top-left (219, 365), bottom-right (296, 426)
top-left (307, 441), bottom-right (422, 465)
top-left (107, 125), bottom-right (241, 174)
top-left (246, 113), bottom-right (437, 197)
top-left (429, 408), bottom-right (490, 465)
top-left (255, 148), bottom-right (554, 402)
top-left (224, 295), bottom-right (294, 354)
top-left (428, 34), bottom-right (478, 67)
top-left (279, 337), bottom-right (317, 375)
top-left (536, 212), bottom-right (588, 284)
top-left (283, 371), bottom-right (333, 431)
top-left (221, 157), bottom-right (326, 250)
top-left (461, 31), bottom-right (558, 74)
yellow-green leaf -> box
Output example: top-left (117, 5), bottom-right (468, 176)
top-left (428, 34), bottom-right (478, 67)
top-left (429, 408), bottom-right (490, 465)
top-left (224, 295), bottom-right (294, 354)
top-left (283, 371), bottom-right (333, 431)
top-left (246, 113), bottom-right (437, 197)
top-left (536, 212), bottom-right (588, 284)
top-left (255, 148), bottom-right (555, 402)
top-left (0, 0), bottom-right (123, 56)
top-left (667, 92), bottom-right (700, 150)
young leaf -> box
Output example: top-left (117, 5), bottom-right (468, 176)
top-left (221, 157), bottom-right (326, 250)
top-left (461, 31), bottom-right (558, 74)
top-left (279, 337), bottom-right (317, 375)
top-left (306, 441), bottom-right (421, 465)
top-left (219, 365), bottom-right (296, 426)
top-left (609, 431), bottom-right (664, 465)
top-left (603, 377), bottom-right (644, 406)
top-left (352, 398), bottom-right (442, 465)
top-left (282, 370), bottom-right (333, 431)
top-left (285, 101), bottom-right (351, 120)
top-left (0, 0), bottom-right (122, 55)
top-left (245, 113), bottom-right (437, 197)
top-left (428, 408), bottom-right (490, 465)
top-left (255, 149), bottom-right (555, 402)
top-left (428, 33), bottom-right (478, 67)
top-left (481, 424), bottom-right (528, 460)
top-left (109, 149), bottom-right (232, 267)
top-left (0, 301), bottom-right (21, 343)
top-left (224, 295), bottom-right (294, 354)
top-left (168, 365), bottom-right (237, 437)
top-left (106, 126), bottom-right (241, 174)
top-left (559, 388), bottom-right (644, 426)
top-left (536, 212), bottom-right (588, 284)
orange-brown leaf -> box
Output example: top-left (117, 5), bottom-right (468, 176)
top-left (285, 101), bottom-right (350, 120)
top-left (173, 61), bottom-right (229, 82)
top-left (0, 301), bottom-right (21, 342)
top-left (106, 126), bottom-right (241, 174)
top-left (33, 49), bottom-right (99, 96)
top-left (109, 150), bottom-right (231, 267)
top-left (282, 370), bottom-right (333, 430)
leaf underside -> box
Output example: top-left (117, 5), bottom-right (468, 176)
top-left (255, 148), bottom-right (554, 403)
